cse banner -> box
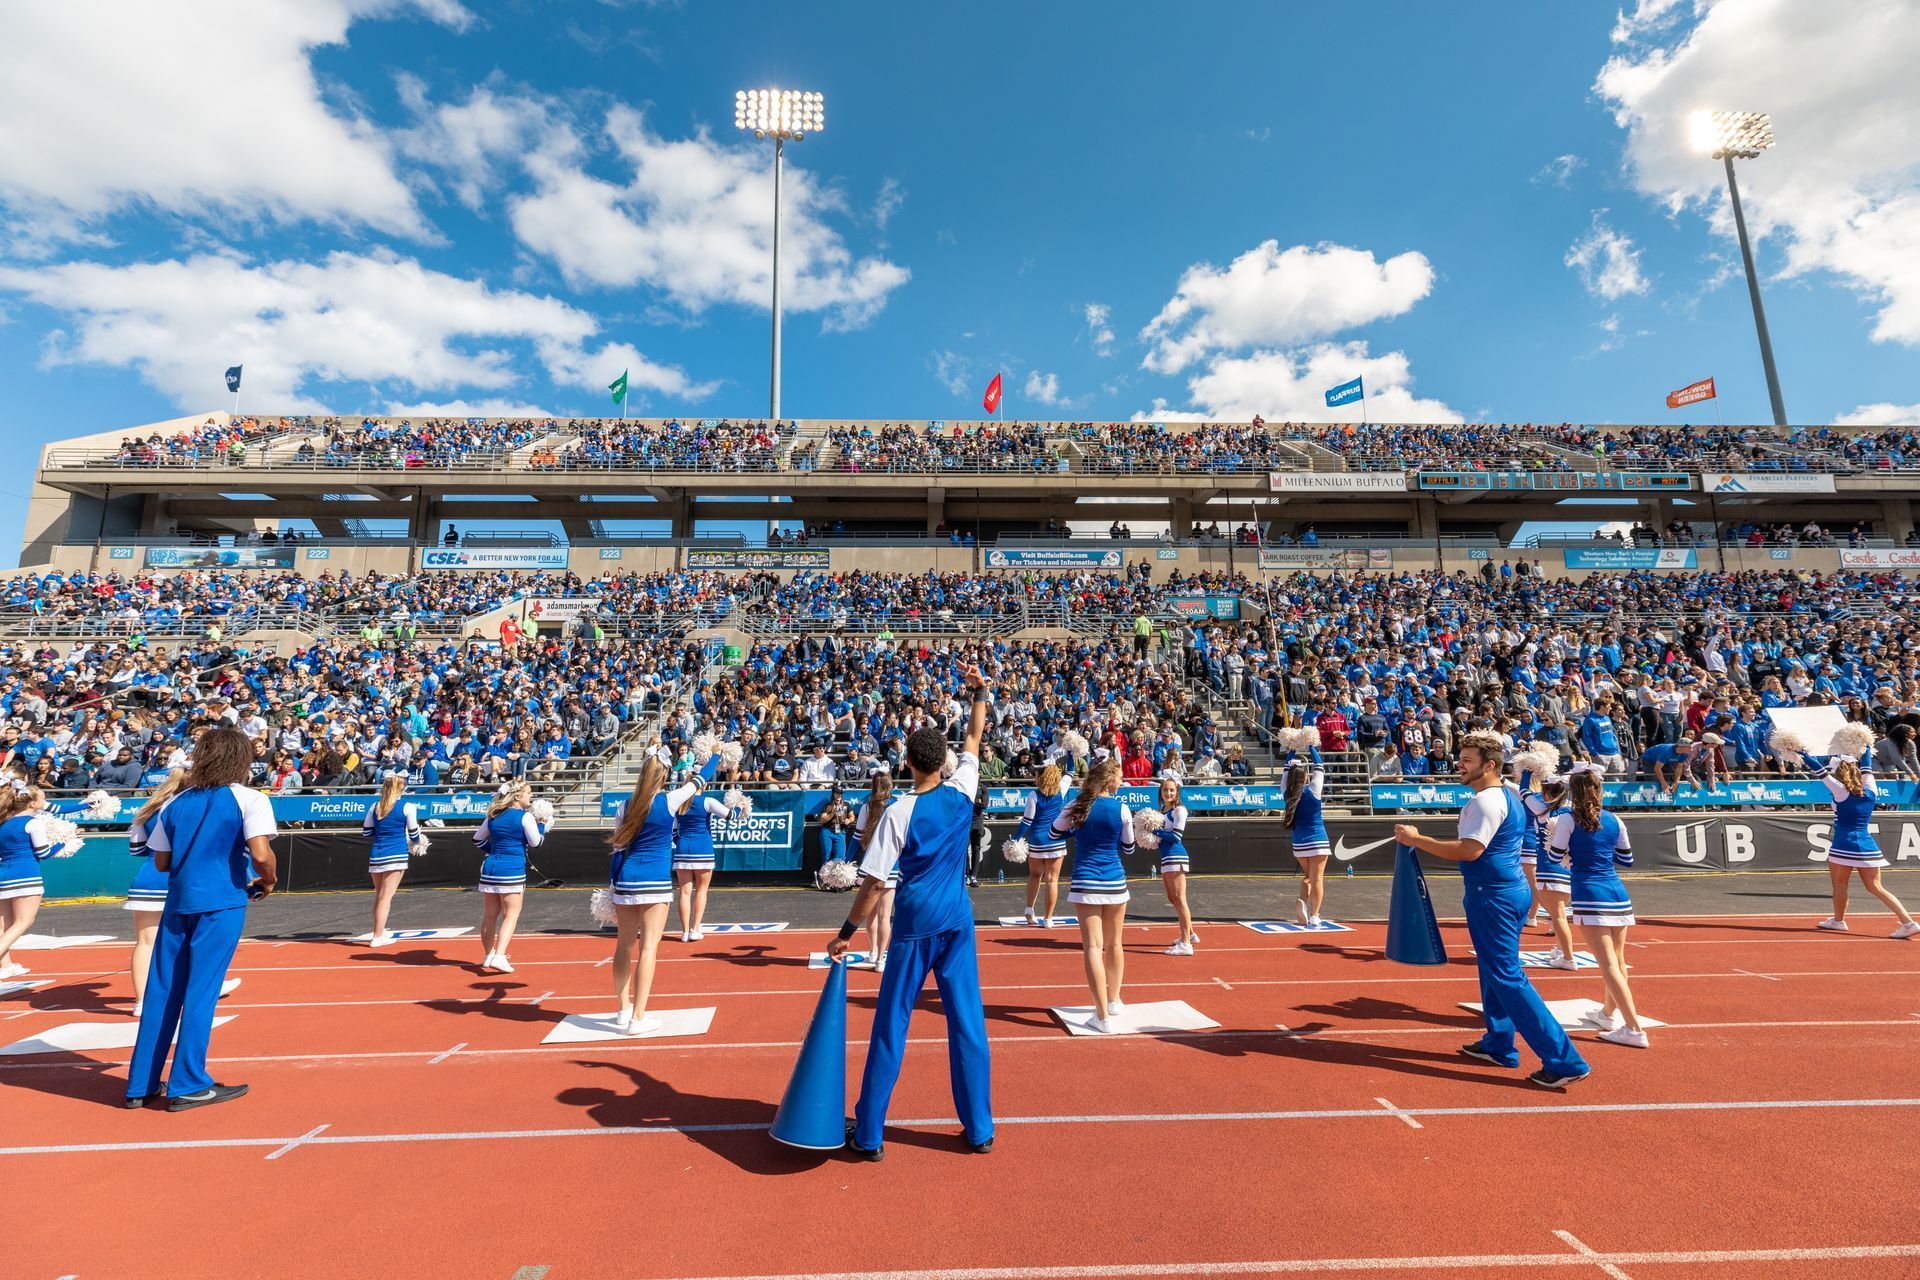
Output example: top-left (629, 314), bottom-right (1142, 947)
top-left (1372, 778), bottom-right (1920, 811)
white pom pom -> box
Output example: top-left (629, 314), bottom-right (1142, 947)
top-left (816, 858), bottom-right (858, 891)
top-left (83, 790), bottom-right (119, 821)
top-left (723, 788), bottom-right (752, 815)
top-left (691, 732), bottom-right (717, 765)
top-left (1001, 837), bottom-right (1029, 865)
top-left (1133, 807), bottom-right (1166, 850)
top-left (589, 888), bottom-right (617, 926)
top-left (45, 816), bottom-right (84, 858)
top-left (410, 831), bottom-right (431, 857)
top-left (717, 741), bottom-right (744, 770)
top-left (530, 798), bottom-right (555, 825)
top-left (1831, 722), bottom-right (1876, 761)
top-left (1297, 726), bottom-right (1322, 751)
top-left (1770, 728), bottom-right (1809, 766)
top-left (943, 749), bottom-right (958, 779)
top-left (1278, 726), bottom-right (1321, 753)
top-left (1062, 730), bottom-right (1090, 760)
top-left (1512, 740), bottom-right (1559, 781)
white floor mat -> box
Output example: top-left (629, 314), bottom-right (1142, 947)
top-left (997, 916), bottom-right (1079, 928)
top-left (349, 927), bottom-right (474, 942)
top-left (808, 952), bottom-right (875, 969)
top-left (0, 979), bottom-right (51, 998)
top-left (1239, 920), bottom-right (1354, 934)
top-left (2, 1015), bottom-right (235, 1056)
top-left (540, 1007), bottom-right (716, 1043)
top-left (14, 934), bottom-right (116, 949)
top-left (698, 923), bottom-right (788, 934)
top-left (1052, 999), bottom-right (1219, 1037)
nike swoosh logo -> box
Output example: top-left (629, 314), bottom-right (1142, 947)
top-left (1334, 836), bottom-right (1395, 861)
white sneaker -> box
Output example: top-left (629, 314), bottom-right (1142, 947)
top-left (1294, 899), bottom-right (1311, 926)
top-left (1599, 1025), bottom-right (1650, 1049)
top-left (1090, 1016), bottom-right (1116, 1035)
top-left (1549, 956), bottom-right (1581, 971)
top-left (368, 932), bottom-right (392, 949)
top-left (0, 962), bottom-right (29, 979)
top-left (630, 1015), bottom-right (664, 1035)
top-left (1108, 998), bottom-right (1126, 1015)
top-left (1163, 941), bottom-right (1193, 956)
top-left (1544, 945), bottom-right (1565, 961)
top-left (481, 953), bottom-right (499, 971)
top-left (1309, 915), bottom-right (1324, 928)
top-left (689, 929), bottom-right (704, 942)
top-left (873, 953), bottom-right (887, 974)
top-left (1580, 1009), bottom-right (1623, 1031)
top-left (1893, 921), bottom-right (1920, 939)
top-left (1023, 909), bottom-right (1037, 923)
top-left (679, 930), bottom-right (691, 943)
top-left (493, 955), bottom-right (515, 974)
top-left (615, 1010), bottom-right (634, 1034)
top-left (1186, 933), bottom-right (1199, 950)
top-left (130, 1002), bottom-right (144, 1020)
top-left (1817, 918), bottom-right (1849, 932)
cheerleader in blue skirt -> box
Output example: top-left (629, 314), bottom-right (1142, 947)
top-left (1153, 778), bottom-right (1197, 955)
top-left (1806, 754), bottom-right (1919, 938)
top-left (360, 771), bottom-right (425, 947)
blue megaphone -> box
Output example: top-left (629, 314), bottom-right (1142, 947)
top-left (770, 956), bottom-right (849, 1150)
top-left (1385, 843), bottom-right (1447, 966)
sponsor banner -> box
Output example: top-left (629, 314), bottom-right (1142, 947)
top-left (685, 548), bottom-right (830, 570)
top-left (1258, 547), bottom-right (1388, 571)
top-left (1839, 548), bottom-right (1920, 570)
top-left (1418, 472), bottom-right (1691, 493)
top-left (422, 548), bottom-right (570, 571)
top-left (524, 597), bottom-right (603, 623)
top-left (984, 549), bottom-right (1123, 569)
top-left (146, 545), bottom-right (296, 569)
top-left (1267, 471), bottom-right (1408, 493)
top-left (1703, 471), bottom-right (1835, 494)
top-left (1167, 595), bottom-right (1243, 620)
top-left (1666, 377), bottom-right (1717, 409)
top-left (1373, 778), bottom-right (1920, 812)
top-left (77, 790), bottom-right (503, 829)
top-left (1563, 547), bottom-right (1698, 570)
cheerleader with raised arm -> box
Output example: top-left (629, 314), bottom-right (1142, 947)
top-left (473, 781), bottom-right (546, 973)
top-left (1512, 745), bottom-right (1579, 969)
top-left (1549, 766), bottom-right (1650, 1047)
top-left (360, 771), bottom-right (425, 947)
top-left (1012, 764), bottom-right (1072, 925)
top-left (1049, 758), bottom-right (1133, 1033)
top-left (1149, 778), bottom-right (1197, 955)
top-left (124, 771), bottom-right (187, 1016)
top-left (1282, 738), bottom-right (1330, 926)
top-left (1798, 734), bottom-right (1919, 938)
top-left (671, 753), bottom-right (728, 942)
top-left (604, 755), bottom-right (745, 1033)
top-left (0, 784), bottom-right (59, 981)
top-left (852, 772), bottom-right (897, 972)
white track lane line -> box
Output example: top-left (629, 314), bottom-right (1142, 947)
top-left (3, 1096), bottom-right (1919, 1159)
top-left (5, 1015), bottom-right (1917, 1073)
top-left (1374, 1097), bottom-right (1422, 1130)
top-left (1553, 1229), bottom-right (1633, 1280)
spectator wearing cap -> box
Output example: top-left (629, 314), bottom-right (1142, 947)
top-left (799, 743), bottom-right (837, 784)
top-left (93, 745), bottom-right (145, 789)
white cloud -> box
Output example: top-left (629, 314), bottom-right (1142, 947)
top-left (1136, 343), bottom-right (1461, 423)
top-left (0, 1), bottom-right (464, 249)
top-left (395, 76), bottom-right (552, 212)
top-left (1082, 302), bottom-right (1115, 357)
top-left (384, 398), bottom-right (554, 418)
top-left (1833, 402), bottom-right (1920, 427)
top-left (1610, 0), bottom-right (1690, 44)
top-left (506, 105), bottom-right (908, 330)
top-left (1024, 371), bottom-right (1063, 405)
top-left (929, 349), bottom-right (972, 396)
top-left (1565, 213), bottom-right (1651, 301)
top-left (1596, 0), bottom-right (1920, 345)
top-left (1532, 154), bottom-right (1586, 187)
top-left (0, 250), bottom-right (707, 413)
top-left (1139, 241), bottom-right (1434, 374)
top-left (872, 177), bottom-right (906, 232)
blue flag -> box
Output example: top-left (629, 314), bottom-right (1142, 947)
top-left (1324, 376), bottom-right (1363, 408)
top-left (224, 365), bottom-right (243, 394)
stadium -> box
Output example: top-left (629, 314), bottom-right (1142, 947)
top-left (6, 4), bottom-right (1920, 1279)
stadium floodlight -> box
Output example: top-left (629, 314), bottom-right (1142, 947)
top-left (1690, 110), bottom-right (1787, 426)
top-left (735, 89), bottom-right (825, 421)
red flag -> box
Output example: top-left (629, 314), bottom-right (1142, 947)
top-left (1666, 377), bottom-right (1716, 409)
top-left (982, 372), bottom-right (1003, 414)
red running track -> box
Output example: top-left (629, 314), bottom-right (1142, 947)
top-left (5, 915), bottom-right (1920, 1279)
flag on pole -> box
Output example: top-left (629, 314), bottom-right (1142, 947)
top-left (224, 365), bottom-right (243, 394)
top-left (1324, 376), bottom-right (1364, 408)
top-left (1665, 377), bottom-right (1716, 409)
top-left (609, 370), bottom-right (629, 405)
top-left (982, 372), bottom-right (1003, 415)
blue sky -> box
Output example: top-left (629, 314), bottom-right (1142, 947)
top-left (0, 0), bottom-right (1916, 557)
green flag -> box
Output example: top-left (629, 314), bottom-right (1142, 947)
top-left (609, 369), bottom-right (628, 405)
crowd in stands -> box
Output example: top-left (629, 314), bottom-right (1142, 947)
top-left (293, 418), bottom-right (548, 468)
top-left (546, 420), bottom-right (793, 471)
top-left (827, 423), bottom-right (1059, 473)
top-left (1070, 422), bottom-right (1302, 473)
top-left (105, 416), bottom-right (301, 467)
top-left (0, 569), bottom-right (530, 628)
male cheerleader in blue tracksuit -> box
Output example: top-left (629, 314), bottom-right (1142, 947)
top-left (1395, 730), bottom-right (1590, 1089)
top-left (828, 663), bottom-right (994, 1159)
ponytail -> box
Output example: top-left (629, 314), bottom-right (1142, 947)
top-left (609, 759), bottom-right (670, 849)
top-left (374, 772), bottom-right (406, 820)
top-left (860, 774), bottom-right (894, 846)
top-left (1571, 770), bottom-right (1603, 832)
top-left (1833, 758), bottom-right (1866, 798)
top-left (1064, 760), bottom-right (1119, 827)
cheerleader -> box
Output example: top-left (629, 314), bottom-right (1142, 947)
top-left (671, 755), bottom-right (727, 942)
top-left (1283, 747), bottom-right (1330, 926)
top-left (1516, 769), bottom-right (1579, 969)
top-left (1015, 765), bottom-right (1072, 925)
top-left (1806, 754), bottom-right (1919, 938)
top-left (1049, 759), bottom-right (1133, 1033)
top-left (0, 783), bottom-right (56, 981)
top-left (607, 759), bottom-right (742, 1032)
top-left (852, 772), bottom-right (897, 971)
top-left (473, 781), bottom-right (545, 973)
top-left (124, 771), bottom-right (187, 1016)
top-left (1548, 767), bottom-right (1649, 1048)
top-left (360, 771), bottom-right (424, 947)
top-left (1155, 779), bottom-right (1197, 955)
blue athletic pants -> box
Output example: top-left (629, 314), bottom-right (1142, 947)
top-left (853, 924), bottom-right (993, 1150)
top-left (126, 905), bottom-right (246, 1099)
top-left (1462, 882), bottom-right (1588, 1076)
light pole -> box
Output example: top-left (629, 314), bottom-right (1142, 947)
top-left (1691, 110), bottom-right (1787, 427)
top-left (735, 88), bottom-right (824, 423)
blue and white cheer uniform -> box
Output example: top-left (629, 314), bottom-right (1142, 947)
top-left (361, 801), bottom-right (422, 874)
top-left (1813, 759), bottom-right (1886, 868)
top-left (610, 772), bottom-right (713, 905)
top-left (1050, 794), bottom-right (1134, 905)
top-left (1156, 804), bottom-right (1191, 873)
top-left (1517, 779), bottom-right (1572, 893)
top-left (125, 815), bottom-right (169, 911)
top-left (473, 806), bottom-right (545, 893)
top-left (0, 812), bottom-right (55, 900)
top-left (853, 798), bottom-right (900, 887)
top-left (1285, 749), bottom-right (1329, 861)
top-left (1549, 809), bottom-right (1635, 927)
top-left (1014, 781), bottom-right (1073, 860)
